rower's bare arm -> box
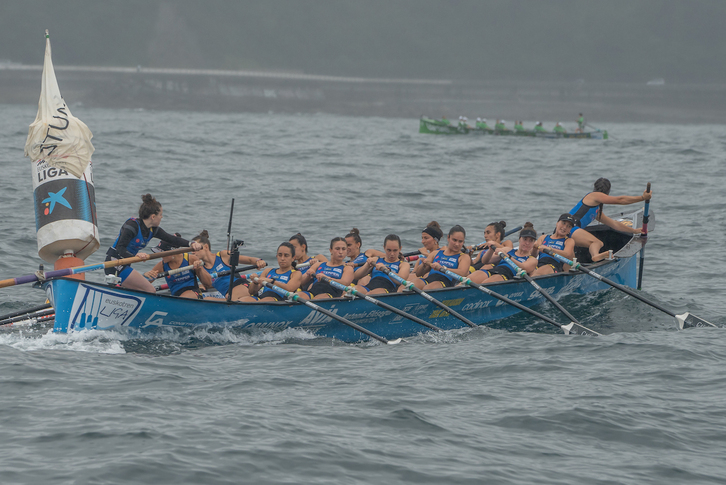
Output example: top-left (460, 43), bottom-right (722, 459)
top-left (599, 214), bottom-right (644, 234)
top-left (194, 261), bottom-right (213, 288)
top-left (454, 254), bottom-right (472, 276)
top-left (353, 259), bottom-right (374, 281)
top-left (397, 261), bottom-right (411, 280)
top-left (143, 261), bottom-right (164, 279)
top-left (589, 191), bottom-right (652, 206)
top-left (278, 272), bottom-right (302, 292)
top-left (338, 266), bottom-right (355, 286)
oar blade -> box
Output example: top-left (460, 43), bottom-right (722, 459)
top-left (676, 313), bottom-right (717, 330)
top-left (561, 322), bottom-right (601, 337)
top-left (387, 338), bottom-right (403, 345)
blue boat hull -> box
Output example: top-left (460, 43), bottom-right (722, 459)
top-left (44, 252), bottom-right (636, 342)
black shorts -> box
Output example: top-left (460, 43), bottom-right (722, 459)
top-left (489, 265), bottom-right (514, 280)
top-left (171, 285), bottom-right (202, 299)
top-left (423, 272), bottom-right (455, 288)
top-left (308, 280), bottom-right (344, 298)
top-left (258, 290), bottom-right (284, 301)
top-left (364, 276), bottom-right (397, 293)
top-left (537, 256), bottom-right (564, 273)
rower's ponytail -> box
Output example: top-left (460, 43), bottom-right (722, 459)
top-left (139, 193), bottom-right (161, 219)
top-left (193, 229), bottom-right (211, 249)
top-left (346, 228), bottom-right (362, 247)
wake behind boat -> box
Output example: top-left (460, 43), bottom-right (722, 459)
top-left (43, 209), bottom-right (651, 342)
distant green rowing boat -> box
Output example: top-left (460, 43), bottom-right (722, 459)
top-left (419, 117), bottom-right (608, 139)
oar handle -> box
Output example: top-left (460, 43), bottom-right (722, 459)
top-left (540, 247), bottom-right (580, 269)
top-left (497, 252), bottom-right (528, 278)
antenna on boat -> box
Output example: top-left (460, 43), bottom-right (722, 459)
top-left (226, 198), bottom-right (235, 252)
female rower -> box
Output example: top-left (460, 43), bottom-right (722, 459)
top-left (471, 221), bottom-right (513, 271)
top-left (479, 223), bottom-right (538, 283)
top-left (414, 225), bottom-right (471, 290)
top-left (568, 178), bottom-right (652, 261)
top-left (289, 233), bottom-right (327, 277)
top-left (353, 235), bottom-right (410, 295)
top-left (412, 221), bottom-right (443, 277)
top-left (192, 230), bottom-right (266, 300)
top-left (345, 228), bottom-right (376, 266)
top-left (243, 242), bottom-right (302, 301)
top-left (104, 194), bottom-right (202, 292)
top-left (143, 237), bottom-right (213, 299)
top-left (531, 214), bottom-right (577, 276)
top-left (298, 237), bottom-right (354, 300)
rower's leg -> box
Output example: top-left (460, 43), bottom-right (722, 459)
top-left (531, 265), bottom-right (555, 277)
top-left (231, 284), bottom-right (250, 300)
top-left (121, 269), bottom-right (157, 293)
top-left (423, 281), bottom-right (445, 290)
top-left (572, 229), bottom-right (605, 262)
top-left (413, 278), bottom-right (426, 290)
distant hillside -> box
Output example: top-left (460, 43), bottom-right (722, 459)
top-left (2, 0), bottom-right (725, 83)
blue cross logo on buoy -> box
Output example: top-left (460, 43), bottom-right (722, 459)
top-left (42, 187), bottom-right (72, 215)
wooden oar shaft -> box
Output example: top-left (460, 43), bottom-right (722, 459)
top-left (255, 278), bottom-right (397, 345)
top-left (380, 267), bottom-right (478, 328)
top-left (320, 276), bottom-right (442, 332)
top-left (0, 248), bottom-right (193, 289)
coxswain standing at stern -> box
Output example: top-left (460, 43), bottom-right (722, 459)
top-left (104, 194), bottom-right (202, 292)
top-left (568, 178), bottom-right (652, 261)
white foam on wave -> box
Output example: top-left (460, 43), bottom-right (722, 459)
top-left (0, 327), bottom-right (127, 354)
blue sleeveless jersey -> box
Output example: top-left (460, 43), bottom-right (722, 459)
top-left (163, 256), bottom-right (196, 295)
top-left (313, 262), bottom-right (345, 281)
top-left (538, 235), bottom-right (568, 263)
top-left (111, 218), bottom-right (155, 256)
top-left (349, 253), bottom-right (368, 266)
top-left (495, 249), bottom-right (531, 268)
top-left (370, 258), bottom-right (401, 284)
top-left (297, 257), bottom-right (314, 275)
top-left (427, 250), bottom-right (461, 281)
top-left (569, 193), bottom-right (599, 228)
top-left (203, 252), bottom-right (241, 296)
top-left (258, 268), bottom-right (294, 296)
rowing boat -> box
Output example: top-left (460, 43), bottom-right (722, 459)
top-left (42, 209), bottom-right (650, 341)
top-left (419, 117), bottom-right (608, 139)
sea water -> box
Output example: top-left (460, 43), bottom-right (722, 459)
top-left (1, 105), bottom-right (725, 484)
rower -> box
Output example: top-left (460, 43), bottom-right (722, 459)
top-left (531, 214), bottom-right (576, 276)
top-left (242, 242), bottom-right (302, 301)
top-left (494, 119), bottom-right (506, 132)
top-left (192, 229), bottom-right (266, 300)
top-left (298, 237), bottom-right (354, 300)
top-left (345, 228), bottom-right (377, 266)
top-left (143, 235), bottom-right (212, 299)
top-left (567, 178), bottom-right (652, 261)
top-left (480, 223), bottom-right (538, 283)
top-left (534, 121), bottom-right (547, 132)
top-left (553, 122), bottom-right (567, 134)
top-left (441, 116), bottom-right (451, 125)
top-left (470, 220), bottom-right (513, 273)
top-left (414, 225), bottom-right (471, 290)
top-left (353, 235), bottom-right (410, 295)
top-left (289, 233), bottom-right (327, 277)
top-left (413, 221), bottom-right (443, 277)
top-left (476, 118), bottom-right (491, 131)
top-left (514, 120), bottom-right (525, 132)
top-left (104, 193), bottom-right (202, 292)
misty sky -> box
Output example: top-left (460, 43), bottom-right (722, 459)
top-left (2, 0), bottom-right (725, 83)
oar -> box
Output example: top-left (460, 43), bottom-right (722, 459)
top-left (0, 247), bottom-right (194, 289)
top-left (251, 277), bottom-right (401, 345)
top-left (317, 275), bottom-right (443, 332)
top-left (378, 266), bottom-right (478, 328)
top-left (0, 303), bottom-right (52, 321)
top-left (540, 247), bottom-right (716, 329)
top-left (498, 251), bottom-right (585, 328)
top-left (147, 263), bottom-right (197, 281)
top-left (209, 264), bottom-right (257, 279)
top-left (226, 198), bottom-right (235, 252)
top-left (0, 308), bottom-right (55, 326)
top-left (439, 268), bottom-right (600, 336)
top-left (637, 183), bottom-right (651, 290)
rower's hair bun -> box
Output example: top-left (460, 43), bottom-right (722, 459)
top-left (141, 193), bottom-right (155, 204)
top-left (523, 222), bottom-right (534, 229)
top-left (498, 220), bottom-right (506, 229)
top-left (427, 221), bottom-right (442, 230)
top-left (349, 228), bottom-right (360, 235)
top-left (199, 229), bottom-right (209, 238)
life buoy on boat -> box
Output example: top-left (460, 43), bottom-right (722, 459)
top-left (32, 158), bottom-right (100, 263)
